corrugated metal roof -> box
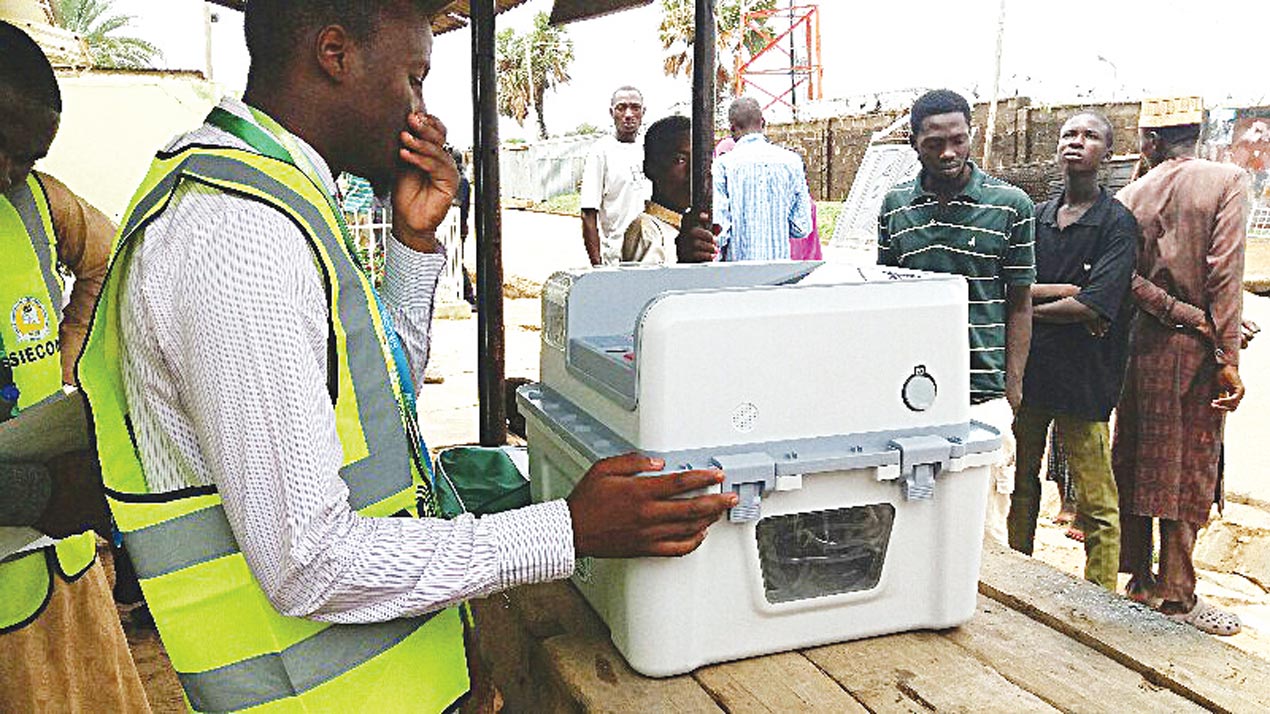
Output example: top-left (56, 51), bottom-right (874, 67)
top-left (548, 0), bottom-right (652, 26)
top-left (205, 0), bottom-right (533, 34)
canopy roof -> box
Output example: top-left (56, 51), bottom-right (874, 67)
top-left (204, 0), bottom-right (533, 35)
top-left (547, 0), bottom-right (651, 26)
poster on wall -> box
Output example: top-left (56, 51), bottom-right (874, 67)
top-left (1203, 107), bottom-right (1270, 238)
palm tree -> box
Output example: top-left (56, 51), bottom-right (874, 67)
top-left (495, 12), bottom-right (575, 140)
top-left (56, 0), bottom-right (162, 69)
top-left (658, 0), bottom-right (775, 98)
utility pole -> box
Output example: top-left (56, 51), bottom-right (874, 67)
top-left (982, 0), bottom-right (1006, 168)
top-left (203, 2), bottom-right (215, 82)
top-left (693, 0), bottom-right (716, 217)
top-left (472, 0), bottom-right (507, 446)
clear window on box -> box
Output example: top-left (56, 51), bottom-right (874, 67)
top-left (756, 504), bottom-right (895, 604)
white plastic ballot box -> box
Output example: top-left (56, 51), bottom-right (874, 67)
top-left (517, 261), bottom-right (1002, 677)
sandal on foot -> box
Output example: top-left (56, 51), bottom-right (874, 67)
top-left (1064, 526), bottom-right (1085, 543)
top-left (1165, 598), bottom-right (1242, 636)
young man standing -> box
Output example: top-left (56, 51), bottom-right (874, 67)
top-left (0, 21), bottom-right (149, 712)
top-left (580, 86), bottom-right (650, 265)
top-left (878, 89), bottom-right (1035, 543)
top-left (622, 115), bottom-right (690, 263)
top-left (76, 3), bottom-right (736, 711)
top-left (713, 97), bottom-right (812, 261)
top-left (1113, 98), bottom-right (1248, 635)
top-left (1007, 112), bottom-right (1137, 591)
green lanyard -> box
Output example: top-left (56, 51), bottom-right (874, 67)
top-left (205, 107), bottom-right (362, 259)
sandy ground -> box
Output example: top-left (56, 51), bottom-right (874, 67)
top-left (122, 209), bottom-right (1270, 709)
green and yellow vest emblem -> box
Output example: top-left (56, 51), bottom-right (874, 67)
top-left (0, 173), bottom-right (96, 633)
top-left (77, 121), bottom-right (468, 712)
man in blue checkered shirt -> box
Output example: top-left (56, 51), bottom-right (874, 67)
top-left (713, 98), bottom-right (813, 261)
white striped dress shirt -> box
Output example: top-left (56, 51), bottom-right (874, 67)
top-left (117, 98), bottom-right (574, 624)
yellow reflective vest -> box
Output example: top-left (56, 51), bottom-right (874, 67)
top-left (78, 140), bottom-right (469, 712)
top-left (0, 174), bottom-right (96, 633)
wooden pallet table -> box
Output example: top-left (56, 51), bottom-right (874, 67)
top-left (471, 541), bottom-right (1270, 713)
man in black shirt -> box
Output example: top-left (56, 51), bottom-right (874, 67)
top-left (1007, 112), bottom-right (1138, 590)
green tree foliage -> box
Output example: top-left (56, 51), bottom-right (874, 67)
top-left (658, 0), bottom-right (776, 97)
top-left (56, 0), bottom-right (162, 69)
top-left (496, 12), bottom-right (575, 140)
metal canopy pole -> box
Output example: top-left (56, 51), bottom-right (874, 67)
top-left (692, 0), bottom-right (716, 217)
top-left (472, 0), bottom-right (507, 445)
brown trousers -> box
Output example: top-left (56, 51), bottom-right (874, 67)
top-left (0, 560), bottom-right (150, 714)
top-left (1119, 514), bottom-right (1200, 605)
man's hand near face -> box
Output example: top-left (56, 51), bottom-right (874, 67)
top-left (393, 111), bottom-right (457, 252)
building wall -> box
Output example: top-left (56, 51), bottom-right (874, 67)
top-left (499, 134), bottom-right (601, 203)
top-left (764, 99), bottom-right (1142, 202)
top-left (40, 70), bottom-right (221, 221)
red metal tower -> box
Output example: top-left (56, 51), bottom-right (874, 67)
top-left (733, 3), bottom-right (823, 118)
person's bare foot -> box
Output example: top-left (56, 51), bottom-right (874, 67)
top-left (1064, 526), bottom-right (1085, 542)
top-left (1126, 574), bottom-right (1162, 608)
top-left (1052, 503), bottom-right (1077, 526)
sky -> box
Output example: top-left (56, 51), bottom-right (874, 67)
top-left (111, 0), bottom-right (1270, 148)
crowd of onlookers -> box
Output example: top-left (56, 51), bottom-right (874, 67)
top-left (583, 86), bottom-right (1256, 638)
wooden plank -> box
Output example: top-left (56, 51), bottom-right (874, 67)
top-left (471, 594), bottom-right (547, 711)
top-left (693, 652), bottom-right (869, 713)
top-left (503, 580), bottom-right (610, 641)
top-left (474, 582), bottom-right (720, 713)
top-left (979, 540), bottom-right (1270, 713)
top-left (541, 634), bottom-right (722, 714)
top-left (945, 594), bottom-right (1208, 713)
top-left (803, 630), bottom-right (1059, 713)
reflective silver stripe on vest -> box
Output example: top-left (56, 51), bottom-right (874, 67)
top-left (179, 612), bottom-right (437, 713)
top-left (121, 151), bottom-right (414, 510)
top-left (121, 504), bottom-right (239, 580)
top-left (8, 178), bottom-right (64, 320)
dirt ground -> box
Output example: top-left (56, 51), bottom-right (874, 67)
top-left (1028, 486), bottom-right (1270, 660)
top-left (1248, 237), bottom-right (1270, 278)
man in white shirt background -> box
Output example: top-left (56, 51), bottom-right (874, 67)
top-left (581, 86), bottom-right (651, 265)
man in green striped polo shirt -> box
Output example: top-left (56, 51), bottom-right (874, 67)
top-left (878, 89), bottom-right (1035, 543)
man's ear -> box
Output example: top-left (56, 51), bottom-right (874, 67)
top-left (314, 24), bottom-right (354, 82)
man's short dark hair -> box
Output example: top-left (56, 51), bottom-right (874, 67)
top-left (1148, 123), bottom-right (1201, 148)
top-left (244, 0), bottom-right (441, 76)
top-left (1069, 110), bottom-right (1115, 151)
top-left (0, 20), bottom-right (61, 113)
top-left (728, 97), bottom-right (763, 131)
top-left (611, 86), bottom-right (643, 106)
top-left (910, 89), bottom-right (971, 137)
top-left (643, 114), bottom-right (690, 179)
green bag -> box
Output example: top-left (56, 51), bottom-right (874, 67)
top-left (434, 446), bottom-right (532, 518)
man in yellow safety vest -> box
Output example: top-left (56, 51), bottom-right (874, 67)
top-left (77, 2), bottom-right (735, 711)
top-left (0, 20), bottom-right (150, 713)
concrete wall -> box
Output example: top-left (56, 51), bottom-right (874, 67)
top-left (499, 134), bottom-right (600, 203)
top-left (42, 70), bottom-right (221, 221)
top-left (764, 99), bottom-right (1143, 202)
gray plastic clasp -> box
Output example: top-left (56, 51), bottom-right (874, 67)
top-left (709, 452), bottom-right (777, 522)
top-left (887, 435), bottom-right (954, 501)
